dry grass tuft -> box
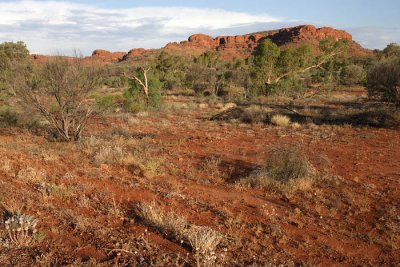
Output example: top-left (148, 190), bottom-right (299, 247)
top-left (187, 226), bottom-right (223, 267)
top-left (271, 114), bottom-right (291, 127)
top-left (135, 202), bottom-right (224, 266)
top-left (136, 202), bottom-right (188, 240)
top-left (3, 213), bottom-right (39, 248)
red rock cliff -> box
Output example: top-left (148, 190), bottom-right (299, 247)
top-left (164, 25), bottom-right (371, 59)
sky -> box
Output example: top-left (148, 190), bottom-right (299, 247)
top-left (0, 0), bottom-right (399, 55)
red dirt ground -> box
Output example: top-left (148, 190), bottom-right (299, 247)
top-left (0, 95), bottom-right (399, 266)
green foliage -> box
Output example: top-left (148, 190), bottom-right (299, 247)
top-left (340, 64), bottom-right (365, 85)
top-left (250, 39), bottom-right (314, 96)
top-left (185, 64), bottom-right (217, 94)
top-left (124, 68), bottom-right (162, 113)
top-left (367, 55), bottom-right (400, 106)
top-left (249, 37), bottom-right (350, 96)
top-left (380, 43), bottom-right (400, 59)
top-left (251, 39), bottom-right (281, 86)
top-left (184, 51), bottom-right (226, 96)
top-left (94, 94), bottom-right (120, 112)
top-left (222, 59), bottom-right (252, 99)
top-left (0, 106), bottom-right (18, 127)
top-left (194, 51), bottom-right (220, 68)
top-left (104, 76), bottom-right (128, 88)
top-left (0, 41), bottom-right (31, 91)
top-left (155, 51), bottom-right (188, 90)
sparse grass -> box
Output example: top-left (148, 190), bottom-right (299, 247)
top-left (93, 144), bottom-right (125, 165)
top-left (16, 167), bottom-right (47, 183)
top-left (80, 136), bottom-right (135, 166)
top-left (39, 182), bottom-right (73, 198)
top-left (243, 146), bottom-right (317, 192)
top-left (202, 157), bottom-right (225, 183)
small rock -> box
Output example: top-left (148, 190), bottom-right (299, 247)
top-left (100, 164), bottom-right (109, 170)
top-left (199, 103), bottom-right (208, 109)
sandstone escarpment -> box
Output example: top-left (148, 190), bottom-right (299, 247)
top-left (164, 25), bottom-right (371, 59)
top-left (32, 25), bottom-right (372, 63)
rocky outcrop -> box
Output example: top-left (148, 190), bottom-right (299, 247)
top-left (121, 48), bottom-right (158, 62)
top-left (32, 25), bottom-right (372, 64)
top-left (91, 49), bottom-right (126, 62)
top-left (164, 25), bottom-right (371, 59)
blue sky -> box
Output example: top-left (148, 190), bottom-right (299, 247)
top-left (0, 0), bottom-right (399, 55)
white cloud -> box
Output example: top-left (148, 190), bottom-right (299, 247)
top-left (0, 0), bottom-right (284, 55)
top-left (347, 26), bottom-right (400, 50)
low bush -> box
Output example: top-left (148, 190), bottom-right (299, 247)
top-left (340, 64), bottom-right (365, 85)
top-left (244, 146), bottom-right (317, 191)
top-left (94, 94), bottom-right (120, 113)
top-left (104, 76), bottom-right (128, 88)
top-left (367, 56), bottom-right (400, 106)
top-left (124, 68), bottom-right (163, 113)
top-left (0, 106), bottom-right (17, 127)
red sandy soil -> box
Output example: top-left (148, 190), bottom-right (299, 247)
top-left (0, 94), bottom-right (398, 266)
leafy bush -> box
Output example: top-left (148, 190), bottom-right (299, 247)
top-left (124, 69), bottom-right (162, 113)
top-left (94, 94), bottom-right (119, 113)
top-left (367, 56), bottom-right (400, 106)
top-left (0, 106), bottom-right (17, 127)
top-left (0, 41), bottom-right (31, 91)
top-left (340, 64), bottom-right (365, 85)
top-left (104, 76), bottom-right (128, 88)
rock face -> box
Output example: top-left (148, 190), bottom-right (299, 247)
top-left (164, 25), bottom-right (371, 59)
top-left (32, 25), bottom-right (372, 64)
top-left (120, 48), bottom-right (159, 62)
top-left (91, 49), bottom-right (126, 62)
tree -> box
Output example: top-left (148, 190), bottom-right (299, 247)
top-left (380, 43), bottom-right (400, 59)
top-left (251, 38), bottom-right (349, 94)
top-left (155, 51), bottom-right (188, 90)
top-left (124, 66), bottom-right (151, 102)
top-left (222, 59), bottom-right (252, 99)
top-left (12, 56), bottom-right (102, 141)
top-left (185, 51), bottom-right (224, 96)
top-left (123, 66), bottom-right (162, 112)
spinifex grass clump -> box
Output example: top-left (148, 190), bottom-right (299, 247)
top-left (187, 226), bottom-right (223, 267)
top-left (4, 213), bottom-right (38, 247)
top-left (245, 146), bottom-right (317, 191)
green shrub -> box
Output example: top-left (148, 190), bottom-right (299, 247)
top-left (94, 94), bottom-right (119, 112)
top-left (0, 106), bottom-right (18, 127)
top-left (367, 56), bottom-right (400, 106)
top-left (124, 70), bottom-right (162, 113)
top-left (104, 76), bottom-right (128, 88)
top-left (340, 64), bottom-right (365, 85)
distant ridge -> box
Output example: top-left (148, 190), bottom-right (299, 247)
top-left (33, 25), bottom-right (373, 63)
